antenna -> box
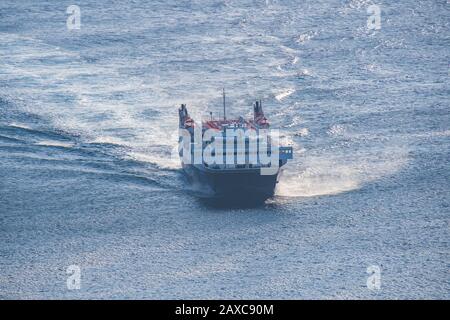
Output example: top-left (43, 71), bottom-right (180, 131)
top-left (223, 88), bottom-right (226, 120)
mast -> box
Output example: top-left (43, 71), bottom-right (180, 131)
top-left (223, 88), bottom-right (226, 120)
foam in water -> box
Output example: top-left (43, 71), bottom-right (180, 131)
top-left (275, 88), bottom-right (295, 101)
top-left (277, 146), bottom-right (408, 197)
top-left (127, 151), bottom-right (181, 170)
top-left (8, 122), bottom-right (32, 130)
top-left (35, 140), bottom-right (74, 148)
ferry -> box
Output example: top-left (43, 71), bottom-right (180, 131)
top-left (178, 90), bottom-right (293, 201)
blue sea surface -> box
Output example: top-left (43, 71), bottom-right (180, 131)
top-left (0, 0), bottom-right (449, 298)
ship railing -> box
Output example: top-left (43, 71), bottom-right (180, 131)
top-left (203, 162), bottom-right (273, 170)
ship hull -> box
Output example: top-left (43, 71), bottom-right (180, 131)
top-left (182, 163), bottom-right (282, 202)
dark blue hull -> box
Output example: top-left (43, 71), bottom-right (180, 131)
top-left (182, 163), bottom-right (282, 201)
